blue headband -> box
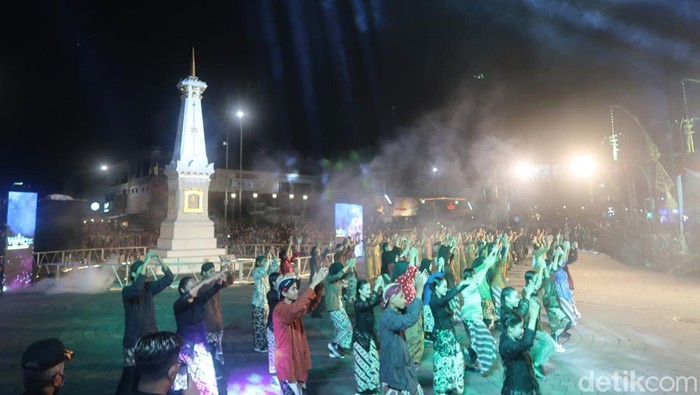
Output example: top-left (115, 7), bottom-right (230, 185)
top-left (278, 278), bottom-right (299, 297)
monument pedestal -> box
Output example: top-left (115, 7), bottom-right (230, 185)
top-left (154, 218), bottom-right (224, 263)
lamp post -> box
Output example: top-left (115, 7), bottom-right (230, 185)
top-left (236, 110), bottom-right (245, 222)
top-left (223, 134), bottom-right (230, 229)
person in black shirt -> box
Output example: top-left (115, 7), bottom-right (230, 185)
top-left (116, 253), bottom-right (174, 395)
top-left (499, 300), bottom-right (542, 395)
top-left (380, 242), bottom-right (396, 282)
top-left (352, 277), bottom-right (383, 394)
top-left (429, 276), bottom-right (469, 395)
top-left (174, 273), bottom-right (226, 395)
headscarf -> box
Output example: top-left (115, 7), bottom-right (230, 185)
top-left (382, 283), bottom-right (402, 309)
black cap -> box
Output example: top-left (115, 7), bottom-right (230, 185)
top-left (21, 338), bottom-right (74, 371)
top-left (201, 261), bottom-right (215, 274)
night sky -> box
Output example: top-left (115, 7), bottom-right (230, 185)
top-left (4, 0), bottom-right (700, 197)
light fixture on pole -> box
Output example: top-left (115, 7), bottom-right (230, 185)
top-left (236, 110), bottom-right (245, 222)
top-left (223, 136), bottom-right (229, 229)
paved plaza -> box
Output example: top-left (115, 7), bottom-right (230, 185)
top-left (1, 252), bottom-right (699, 394)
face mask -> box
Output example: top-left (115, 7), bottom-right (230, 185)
top-left (53, 373), bottom-right (65, 395)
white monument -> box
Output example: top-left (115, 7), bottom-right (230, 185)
top-left (154, 50), bottom-right (225, 262)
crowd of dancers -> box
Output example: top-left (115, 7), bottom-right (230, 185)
top-left (248, 226), bottom-right (582, 395)
top-left (108, 225), bottom-right (582, 395)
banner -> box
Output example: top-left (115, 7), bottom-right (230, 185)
top-left (3, 191), bottom-right (38, 291)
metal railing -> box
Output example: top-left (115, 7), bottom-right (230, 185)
top-left (31, 245), bottom-right (330, 290)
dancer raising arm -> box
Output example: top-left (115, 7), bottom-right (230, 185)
top-left (500, 298), bottom-right (543, 395)
top-left (352, 276), bottom-right (384, 394)
top-left (273, 267), bottom-right (328, 395)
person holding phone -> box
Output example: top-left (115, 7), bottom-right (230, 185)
top-left (132, 331), bottom-right (200, 395)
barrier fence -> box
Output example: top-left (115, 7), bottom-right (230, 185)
top-left (30, 244), bottom-right (329, 290)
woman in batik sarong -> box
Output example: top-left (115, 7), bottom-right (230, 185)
top-left (325, 259), bottom-right (356, 358)
top-left (174, 273), bottom-right (228, 395)
top-left (429, 276), bottom-right (469, 394)
top-left (252, 252), bottom-right (278, 352)
top-left (352, 277), bottom-right (384, 394)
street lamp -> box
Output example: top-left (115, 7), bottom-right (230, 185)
top-left (237, 110), bottom-right (245, 222)
top-left (223, 137), bottom-right (229, 229)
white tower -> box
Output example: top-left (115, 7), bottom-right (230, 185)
top-left (154, 49), bottom-right (225, 262)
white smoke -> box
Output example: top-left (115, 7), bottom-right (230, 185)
top-left (26, 255), bottom-right (120, 294)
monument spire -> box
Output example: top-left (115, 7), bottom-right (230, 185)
top-left (154, 50), bottom-right (224, 262)
top-left (191, 46), bottom-right (196, 77)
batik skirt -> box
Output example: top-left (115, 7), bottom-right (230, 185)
top-left (252, 305), bottom-right (268, 351)
top-left (422, 304), bottom-right (435, 334)
top-left (353, 331), bottom-right (380, 393)
top-left (206, 330), bottom-right (224, 366)
top-left (432, 329), bottom-right (465, 394)
top-left (180, 341), bottom-right (218, 395)
top-left (330, 310), bottom-right (353, 350)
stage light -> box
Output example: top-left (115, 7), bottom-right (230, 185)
top-left (252, 193), bottom-right (258, 198)
top-left (230, 193), bottom-right (236, 199)
top-left (290, 194), bottom-right (295, 199)
top-left (467, 201), bottom-right (473, 210)
top-left (514, 162), bottom-right (535, 179)
top-left (384, 194), bottom-right (392, 205)
top-left (432, 167), bottom-right (438, 173)
top-left (90, 202), bottom-right (100, 211)
top-left (236, 110), bottom-right (245, 118)
top-left (571, 156), bottom-right (596, 178)
top-left (303, 195), bottom-right (308, 200)
top-left (100, 164), bottom-right (108, 171)
top-left (272, 193), bottom-right (277, 199)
